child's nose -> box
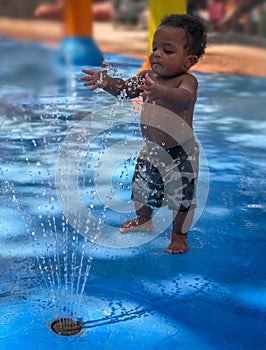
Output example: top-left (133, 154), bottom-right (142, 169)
top-left (153, 49), bottom-right (162, 58)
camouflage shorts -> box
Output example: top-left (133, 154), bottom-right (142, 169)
top-left (131, 138), bottom-right (199, 212)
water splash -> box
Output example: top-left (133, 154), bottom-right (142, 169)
top-left (0, 102), bottom-right (98, 325)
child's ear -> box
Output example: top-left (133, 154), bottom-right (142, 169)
top-left (185, 55), bottom-right (199, 69)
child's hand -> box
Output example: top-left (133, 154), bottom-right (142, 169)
top-left (137, 73), bottom-right (159, 103)
top-left (81, 62), bottom-right (109, 91)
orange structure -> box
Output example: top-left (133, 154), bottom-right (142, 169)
top-left (61, 0), bottom-right (187, 67)
top-left (61, 0), bottom-right (103, 66)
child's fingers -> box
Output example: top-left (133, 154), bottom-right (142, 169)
top-left (80, 76), bottom-right (89, 81)
top-left (81, 69), bottom-right (94, 74)
top-left (145, 72), bottom-right (152, 79)
top-left (144, 73), bottom-right (154, 84)
top-left (137, 83), bottom-right (148, 91)
top-left (80, 74), bottom-right (94, 81)
top-left (139, 90), bottom-right (152, 102)
top-left (83, 81), bottom-right (92, 86)
top-left (144, 95), bottom-right (152, 103)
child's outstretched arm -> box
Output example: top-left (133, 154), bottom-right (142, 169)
top-left (81, 63), bottom-right (144, 98)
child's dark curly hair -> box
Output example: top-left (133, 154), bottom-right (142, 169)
top-left (159, 14), bottom-right (207, 58)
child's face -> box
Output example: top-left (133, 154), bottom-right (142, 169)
top-left (150, 26), bottom-right (195, 78)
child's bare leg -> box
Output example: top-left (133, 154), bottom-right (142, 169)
top-left (120, 204), bottom-right (153, 233)
top-left (167, 210), bottom-right (194, 254)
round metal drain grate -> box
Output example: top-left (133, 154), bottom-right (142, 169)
top-left (50, 318), bottom-right (83, 336)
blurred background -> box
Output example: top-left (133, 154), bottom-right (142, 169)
top-left (0, 0), bottom-right (265, 76)
top-left (0, 0), bottom-right (265, 36)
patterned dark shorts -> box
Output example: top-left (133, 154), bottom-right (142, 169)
top-left (131, 138), bottom-right (199, 212)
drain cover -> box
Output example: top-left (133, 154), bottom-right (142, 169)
top-left (50, 318), bottom-right (83, 336)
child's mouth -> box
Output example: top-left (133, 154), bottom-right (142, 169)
top-left (152, 62), bottom-right (161, 69)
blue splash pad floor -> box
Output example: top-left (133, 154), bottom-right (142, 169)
top-left (0, 38), bottom-right (266, 349)
top-left (0, 232), bottom-right (265, 350)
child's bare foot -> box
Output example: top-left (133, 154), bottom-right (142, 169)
top-left (120, 219), bottom-right (153, 233)
top-left (167, 233), bottom-right (188, 254)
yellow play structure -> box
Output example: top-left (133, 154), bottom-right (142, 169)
top-left (61, 0), bottom-right (187, 66)
top-left (148, 0), bottom-right (186, 51)
top-left (139, 0), bottom-right (187, 72)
